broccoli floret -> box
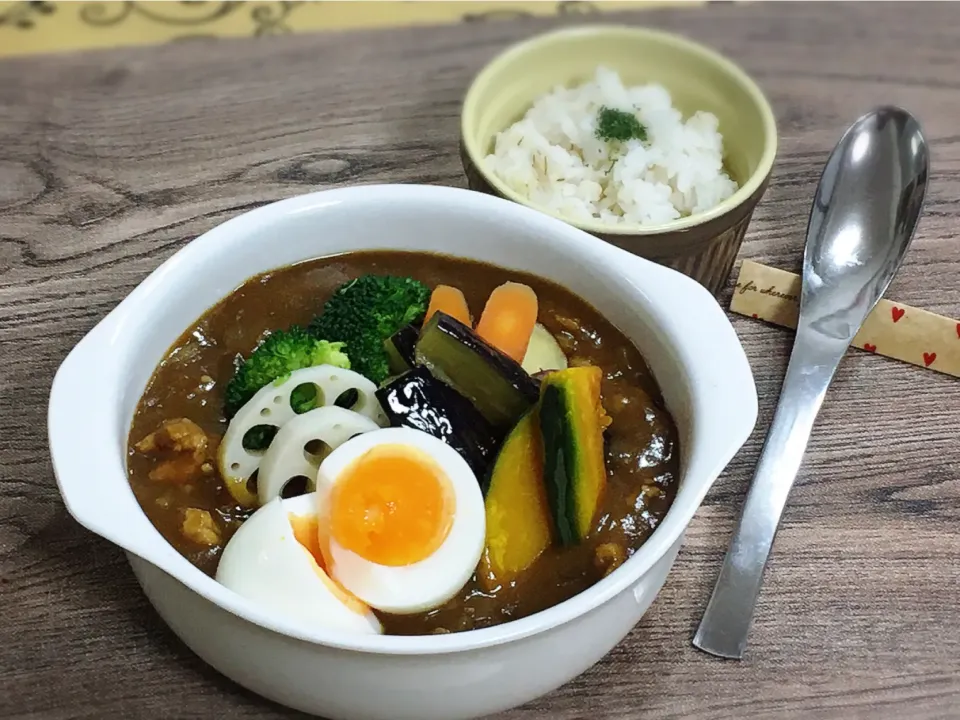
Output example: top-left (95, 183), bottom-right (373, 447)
top-left (224, 326), bottom-right (350, 418)
top-left (308, 275), bottom-right (430, 384)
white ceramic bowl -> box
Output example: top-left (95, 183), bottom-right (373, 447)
top-left (48, 184), bottom-right (757, 720)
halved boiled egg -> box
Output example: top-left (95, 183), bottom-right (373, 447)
top-left (216, 493), bottom-right (382, 635)
top-left (316, 427), bottom-right (486, 615)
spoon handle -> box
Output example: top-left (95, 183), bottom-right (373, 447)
top-left (691, 331), bottom-right (845, 659)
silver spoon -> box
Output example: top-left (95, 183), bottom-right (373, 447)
top-left (693, 106), bottom-right (930, 660)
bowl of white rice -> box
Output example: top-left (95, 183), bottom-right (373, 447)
top-left (460, 25), bottom-right (777, 296)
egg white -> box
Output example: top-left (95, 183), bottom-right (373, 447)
top-left (216, 493), bottom-right (382, 635)
top-left (316, 427), bottom-right (486, 615)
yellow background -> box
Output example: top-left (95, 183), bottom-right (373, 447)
top-left (0, 1), bottom-right (705, 58)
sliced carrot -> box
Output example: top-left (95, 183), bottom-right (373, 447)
top-left (424, 285), bottom-right (472, 327)
top-left (476, 282), bottom-right (539, 363)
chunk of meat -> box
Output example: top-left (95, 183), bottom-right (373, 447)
top-left (554, 332), bottom-right (577, 354)
top-left (181, 508), bottom-right (221, 546)
top-left (149, 457), bottom-right (202, 484)
top-left (135, 418), bottom-right (208, 456)
top-left (135, 418), bottom-right (213, 484)
top-left (641, 483), bottom-right (663, 500)
top-left (554, 315), bottom-right (581, 333)
top-left (593, 542), bottom-right (626, 577)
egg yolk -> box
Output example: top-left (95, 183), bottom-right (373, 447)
top-left (328, 445), bottom-right (455, 567)
top-left (288, 512), bottom-right (372, 616)
top-left (289, 512), bottom-right (325, 568)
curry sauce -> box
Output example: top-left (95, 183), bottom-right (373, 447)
top-left (127, 251), bottom-right (680, 634)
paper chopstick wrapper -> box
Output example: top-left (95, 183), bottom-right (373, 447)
top-left (730, 260), bottom-right (960, 378)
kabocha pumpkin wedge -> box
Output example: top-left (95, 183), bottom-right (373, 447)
top-left (539, 365), bottom-right (611, 545)
top-left (479, 409), bottom-right (553, 590)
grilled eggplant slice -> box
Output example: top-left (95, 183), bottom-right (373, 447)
top-left (376, 366), bottom-right (500, 477)
top-left (414, 311), bottom-right (540, 429)
top-left (383, 324), bottom-right (420, 376)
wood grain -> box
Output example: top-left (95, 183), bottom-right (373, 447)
top-left (2, 3), bottom-right (960, 718)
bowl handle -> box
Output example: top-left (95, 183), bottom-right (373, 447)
top-left (48, 316), bottom-right (186, 578)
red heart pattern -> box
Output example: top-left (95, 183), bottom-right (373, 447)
top-left (737, 267), bottom-right (956, 375)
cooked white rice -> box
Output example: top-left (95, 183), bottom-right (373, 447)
top-left (483, 66), bottom-right (739, 226)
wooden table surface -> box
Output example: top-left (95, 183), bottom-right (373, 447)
top-left (3, 2), bottom-right (960, 718)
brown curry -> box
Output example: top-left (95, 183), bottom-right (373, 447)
top-left (127, 251), bottom-right (679, 635)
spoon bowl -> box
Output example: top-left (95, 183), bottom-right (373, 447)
top-left (802, 107), bottom-right (929, 345)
